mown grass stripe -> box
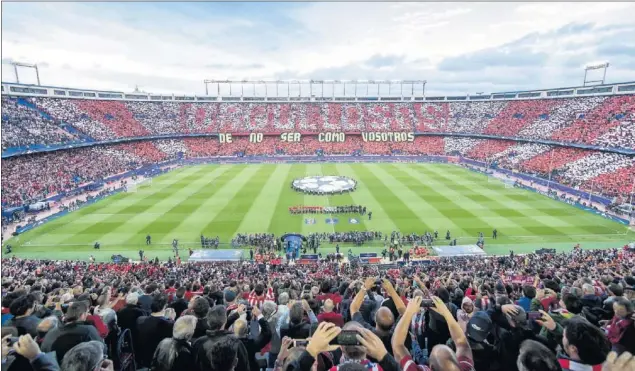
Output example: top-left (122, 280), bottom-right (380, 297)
top-left (200, 165), bottom-right (277, 239)
top-left (237, 164), bottom-right (292, 234)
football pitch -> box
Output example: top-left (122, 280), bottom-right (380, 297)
top-left (7, 163), bottom-right (632, 261)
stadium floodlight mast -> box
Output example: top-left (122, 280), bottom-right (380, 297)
top-left (4, 61), bottom-right (41, 85)
top-left (583, 62), bottom-right (609, 86)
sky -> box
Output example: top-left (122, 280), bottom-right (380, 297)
top-left (2, 2), bottom-right (635, 96)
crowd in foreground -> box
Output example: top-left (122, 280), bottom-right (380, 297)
top-left (2, 247), bottom-right (635, 371)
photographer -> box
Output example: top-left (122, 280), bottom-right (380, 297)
top-left (289, 322), bottom-right (399, 371)
top-left (2, 334), bottom-right (60, 371)
top-left (393, 296), bottom-right (475, 371)
top-left (233, 306), bottom-right (272, 371)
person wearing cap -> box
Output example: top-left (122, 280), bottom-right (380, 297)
top-left (448, 311), bottom-right (497, 371)
top-left (489, 304), bottom-right (551, 371)
top-left (317, 299), bottom-right (344, 327)
top-left (40, 300), bottom-right (103, 363)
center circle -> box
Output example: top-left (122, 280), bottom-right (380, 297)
top-left (292, 176), bottom-right (357, 194)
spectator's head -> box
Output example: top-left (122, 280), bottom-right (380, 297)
top-left (254, 284), bottom-right (265, 296)
top-left (173, 315), bottom-right (197, 341)
top-left (224, 290), bottom-right (237, 304)
top-left (562, 317), bottom-right (610, 364)
top-left (582, 284), bottom-right (595, 296)
top-left (612, 296), bottom-right (634, 319)
top-left (152, 318), bottom-right (195, 371)
top-left (192, 297), bottom-right (210, 318)
top-left (151, 293), bottom-right (168, 313)
top-left (607, 283), bottom-right (623, 297)
top-left (61, 340), bottom-right (106, 371)
top-left (206, 337), bottom-right (238, 371)
top-left (323, 299), bottom-right (335, 313)
top-left (461, 297), bottom-right (474, 314)
top-left (64, 301), bottom-right (90, 323)
top-left (429, 344), bottom-right (463, 371)
top-left (36, 316), bottom-right (59, 340)
top-left (289, 303), bottom-right (304, 325)
top-left (233, 318), bottom-right (249, 338)
top-left (435, 287), bottom-right (450, 303)
top-left (522, 285), bottom-right (536, 299)
top-left (175, 286), bottom-right (186, 299)
top-left (145, 284), bottom-right (157, 295)
top-left (374, 307), bottom-right (394, 332)
top-left (517, 340), bottom-right (559, 371)
top-left (466, 311), bottom-right (492, 343)
top-left (340, 322), bottom-right (366, 360)
top-left (561, 293), bottom-right (583, 314)
top-left (278, 292), bottom-right (289, 305)
top-left (125, 292), bottom-right (139, 305)
top-left (207, 305), bottom-right (227, 331)
top-left (98, 308), bottom-right (117, 329)
top-left (9, 294), bottom-right (36, 316)
top-left (262, 301), bottom-right (277, 319)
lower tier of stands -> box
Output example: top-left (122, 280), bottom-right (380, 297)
top-left (2, 136), bottom-right (633, 207)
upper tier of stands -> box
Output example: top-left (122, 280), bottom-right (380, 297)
top-left (1, 94), bottom-right (634, 152)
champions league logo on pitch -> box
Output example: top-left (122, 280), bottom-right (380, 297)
top-left (292, 176), bottom-right (357, 195)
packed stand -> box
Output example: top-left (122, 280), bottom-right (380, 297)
top-left (551, 95), bottom-right (635, 147)
top-left (1, 98), bottom-right (82, 150)
top-left (1, 96), bottom-right (629, 150)
top-left (30, 97), bottom-right (117, 141)
top-left (1, 247), bottom-right (635, 371)
top-left (1, 144), bottom-right (157, 207)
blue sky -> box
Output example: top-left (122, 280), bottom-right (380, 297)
top-left (2, 2), bottom-right (635, 96)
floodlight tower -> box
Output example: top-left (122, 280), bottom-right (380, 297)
top-left (583, 62), bottom-right (609, 86)
top-left (5, 61), bottom-right (41, 85)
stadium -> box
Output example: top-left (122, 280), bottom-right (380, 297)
top-left (1, 2), bottom-right (635, 371)
top-left (2, 79), bottom-right (634, 262)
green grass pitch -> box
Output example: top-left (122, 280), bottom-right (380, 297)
top-left (6, 163), bottom-right (632, 261)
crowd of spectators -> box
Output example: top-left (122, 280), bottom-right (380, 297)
top-left (1, 98), bottom-right (80, 150)
top-left (3, 96), bottom-right (633, 151)
top-left (2, 134), bottom-right (634, 207)
top-left (0, 142), bottom-right (170, 207)
top-left (2, 247), bottom-right (635, 371)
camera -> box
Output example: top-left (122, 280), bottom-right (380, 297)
top-left (6, 337), bottom-right (19, 347)
top-left (329, 330), bottom-right (361, 346)
top-left (420, 299), bottom-right (436, 308)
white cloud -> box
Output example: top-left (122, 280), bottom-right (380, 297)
top-left (1, 2), bottom-right (634, 96)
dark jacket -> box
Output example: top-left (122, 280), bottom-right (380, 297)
top-left (138, 294), bottom-right (153, 312)
top-left (40, 321), bottom-right (102, 363)
top-left (192, 316), bottom-right (210, 339)
top-left (7, 315), bottom-right (41, 338)
top-left (192, 330), bottom-right (250, 371)
top-left (169, 298), bottom-right (189, 319)
top-left (150, 339), bottom-right (194, 371)
top-left (238, 317), bottom-right (272, 371)
top-left (136, 315), bottom-right (175, 368)
top-left (117, 304), bottom-right (147, 331)
top-left (581, 294), bottom-right (602, 309)
top-left (280, 321), bottom-right (317, 340)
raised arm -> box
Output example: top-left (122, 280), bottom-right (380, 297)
top-left (350, 277), bottom-right (375, 316)
top-left (430, 296), bottom-right (472, 361)
top-left (391, 296), bottom-right (422, 363)
top-left (382, 279), bottom-right (406, 316)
